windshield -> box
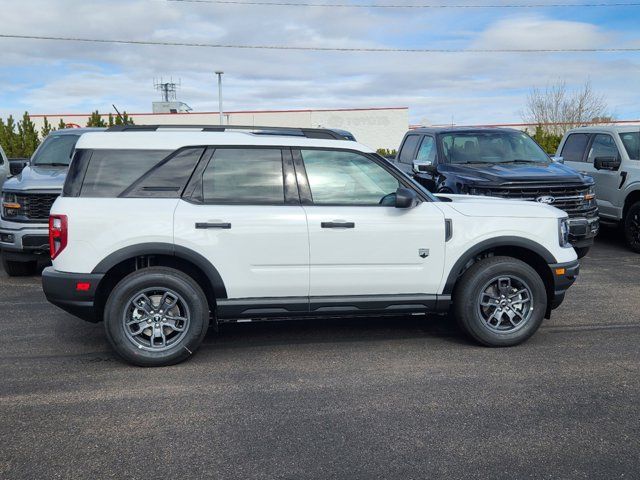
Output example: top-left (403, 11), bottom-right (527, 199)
top-left (32, 135), bottom-right (80, 166)
top-left (620, 132), bottom-right (640, 160)
top-left (441, 131), bottom-right (550, 165)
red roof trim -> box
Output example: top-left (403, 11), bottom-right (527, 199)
top-left (28, 106), bottom-right (409, 118)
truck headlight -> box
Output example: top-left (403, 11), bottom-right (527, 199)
top-left (2, 192), bottom-right (21, 218)
top-left (559, 218), bottom-right (571, 248)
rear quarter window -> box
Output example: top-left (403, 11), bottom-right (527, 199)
top-left (79, 150), bottom-right (171, 198)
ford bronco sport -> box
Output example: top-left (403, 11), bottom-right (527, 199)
top-left (42, 126), bottom-right (580, 366)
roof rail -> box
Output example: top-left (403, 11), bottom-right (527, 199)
top-left (105, 124), bottom-right (353, 140)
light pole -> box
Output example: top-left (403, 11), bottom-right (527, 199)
top-left (215, 71), bottom-right (224, 125)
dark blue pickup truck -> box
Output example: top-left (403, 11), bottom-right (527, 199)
top-left (392, 127), bottom-right (599, 258)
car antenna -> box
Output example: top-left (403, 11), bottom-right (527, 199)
top-left (112, 104), bottom-right (126, 124)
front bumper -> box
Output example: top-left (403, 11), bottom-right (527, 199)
top-left (547, 259), bottom-right (580, 315)
top-left (0, 217), bottom-right (50, 261)
top-left (567, 215), bottom-right (599, 248)
top-left (42, 267), bottom-right (105, 323)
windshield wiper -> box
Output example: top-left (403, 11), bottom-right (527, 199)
top-left (36, 162), bottom-right (69, 166)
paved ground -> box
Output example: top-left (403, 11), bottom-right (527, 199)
top-left (1, 226), bottom-right (639, 479)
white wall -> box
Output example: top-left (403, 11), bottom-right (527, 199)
top-left (29, 107), bottom-right (409, 150)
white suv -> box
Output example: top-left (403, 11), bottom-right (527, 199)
top-left (42, 126), bottom-right (579, 366)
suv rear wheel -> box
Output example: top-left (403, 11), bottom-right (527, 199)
top-left (453, 256), bottom-right (547, 347)
top-left (623, 201), bottom-right (640, 253)
top-left (1, 256), bottom-right (38, 277)
top-left (104, 267), bottom-right (210, 367)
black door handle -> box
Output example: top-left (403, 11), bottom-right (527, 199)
top-left (195, 222), bottom-right (232, 229)
top-left (321, 221), bottom-right (355, 229)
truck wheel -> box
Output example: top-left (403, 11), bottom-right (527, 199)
top-left (104, 267), bottom-right (210, 367)
top-left (624, 201), bottom-right (640, 253)
top-left (453, 256), bottom-right (547, 347)
top-left (573, 246), bottom-right (590, 259)
top-left (1, 257), bottom-right (38, 277)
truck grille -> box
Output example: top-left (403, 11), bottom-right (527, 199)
top-left (473, 184), bottom-right (597, 218)
top-left (14, 193), bottom-right (59, 221)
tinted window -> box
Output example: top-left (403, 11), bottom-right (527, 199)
top-left (32, 135), bottom-right (80, 166)
top-left (441, 131), bottom-right (549, 164)
top-left (620, 132), bottom-right (640, 160)
top-left (399, 135), bottom-right (420, 164)
top-left (561, 133), bottom-right (590, 163)
top-left (202, 148), bottom-right (284, 204)
top-left (416, 136), bottom-right (436, 163)
top-left (124, 148), bottom-right (204, 198)
top-left (588, 134), bottom-right (620, 164)
top-left (301, 149), bottom-right (400, 205)
top-left (80, 150), bottom-right (170, 197)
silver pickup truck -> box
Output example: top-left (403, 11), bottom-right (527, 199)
top-left (557, 126), bottom-right (640, 253)
top-left (0, 128), bottom-right (103, 276)
top-left (0, 145), bottom-right (8, 187)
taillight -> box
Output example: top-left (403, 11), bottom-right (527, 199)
top-left (49, 214), bottom-right (68, 260)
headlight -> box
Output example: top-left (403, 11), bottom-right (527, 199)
top-left (584, 185), bottom-right (596, 203)
top-left (2, 192), bottom-right (21, 218)
top-left (559, 218), bottom-right (571, 248)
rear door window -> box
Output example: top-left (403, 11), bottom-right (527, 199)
top-left (620, 132), bottom-right (640, 160)
top-left (201, 148), bottom-right (285, 204)
top-left (561, 133), bottom-right (590, 163)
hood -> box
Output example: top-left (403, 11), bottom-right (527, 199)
top-left (438, 161), bottom-right (590, 185)
top-left (437, 194), bottom-right (565, 219)
top-left (2, 164), bottom-right (67, 192)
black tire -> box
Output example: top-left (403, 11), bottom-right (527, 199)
top-left (1, 256), bottom-right (38, 277)
top-left (453, 256), bottom-right (547, 347)
top-left (573, 246), bottom-right (590, 259)
top-left (623, 201), bottom-right (640, 253)
top-left (104, 267), bottom-right (210, 367)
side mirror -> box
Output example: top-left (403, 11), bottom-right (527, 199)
top-left (413, 159), bottom-right (436, 174)
top-left (9, 159), bottom-right (28, 176)
top-left (551, 156), bottom-right (564, 164)
top-left (395, 187), bottom-right (419, 209)
top-left (594, 156), bottom-right (621, 171)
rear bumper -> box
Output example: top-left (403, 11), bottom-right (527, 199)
top-left (42, 267), bottom-right (104, 323)
top-left (547, 259), bottom-right (580, 313)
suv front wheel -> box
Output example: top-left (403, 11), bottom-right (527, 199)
top-left (453, 256), bottom-right (547, 347)
top-left (104, 267), bottom-right (210, 367)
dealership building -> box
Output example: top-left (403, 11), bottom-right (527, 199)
top-left (29, 106), bottom-right (409, 151)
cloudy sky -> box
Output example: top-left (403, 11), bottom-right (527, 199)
top-left (0, 0), bottom-right (638, 125)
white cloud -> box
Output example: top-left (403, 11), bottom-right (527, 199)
top-left (0, 1), bottom-right (638, 125)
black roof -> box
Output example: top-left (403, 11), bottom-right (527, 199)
top-left (408, 126), bottom-right (522, 135)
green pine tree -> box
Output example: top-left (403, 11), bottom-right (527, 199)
top-left (114, 112), bottom-right (134, 126)
top-left (108, 113), bottom-right (115, 127)
top-left (3, 116), bottom-right (21, 157)
top-left (57, 119), bottom-right (67, 130)
top-left (17, 112), bottom-right (40, 157)
top-left (86, 110), bottom-right (107, 127)
top-left (41, 116), bottom-right (56, 139)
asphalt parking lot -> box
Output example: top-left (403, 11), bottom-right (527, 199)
top-left (1, 226), bottom-right (639, 480)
